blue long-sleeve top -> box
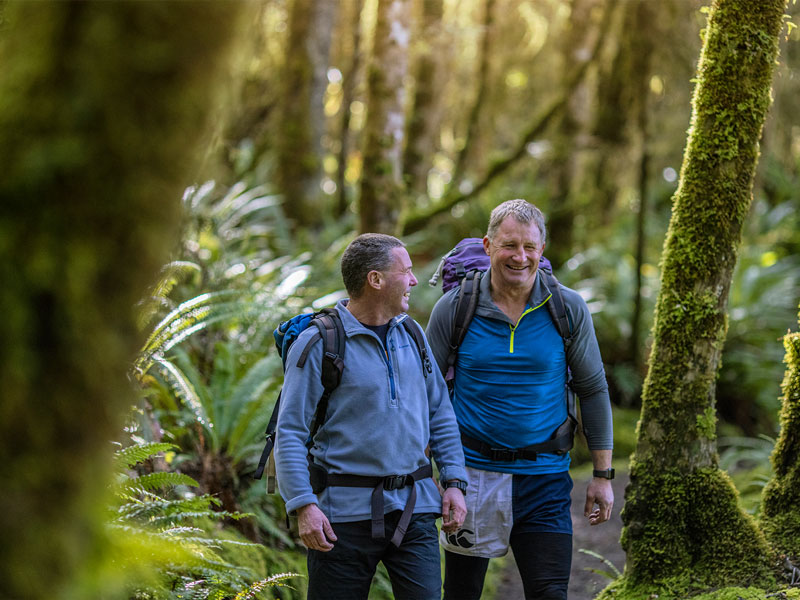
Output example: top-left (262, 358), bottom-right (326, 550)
top-left (275, 299), bottom-right (468, 521)
top-left (426, 269), bottom-right (612, 474)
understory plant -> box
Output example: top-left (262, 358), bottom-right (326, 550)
top-left (105, 441), bottom-right (301, 599)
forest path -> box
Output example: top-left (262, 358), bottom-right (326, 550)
top-left (493, 471), bottom-right (628, 599)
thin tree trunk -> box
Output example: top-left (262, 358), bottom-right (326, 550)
top-left (403, 0), bottom-right (445, 198)
top-left (359, 0), bottom-right (412, 234)
top-left (336, 0), bottom-right (364, 217)
top-left (607, 1), bottom-right (787, 596)
top-left (0, 2), bottom-right (245, 599)
top-left (629, 0), bottom-right (655, 372)
top-left (450, 0), bottom-right (494, 188)
top-left (542, 0), bottom-right (605, 267)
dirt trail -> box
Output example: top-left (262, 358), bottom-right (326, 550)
top-left (493, 472), bottom-right (628, 599)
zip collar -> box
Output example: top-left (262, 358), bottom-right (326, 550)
top-left (476, 268), bottom-right (553, 323)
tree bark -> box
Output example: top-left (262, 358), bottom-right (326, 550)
top-left (760, 307), bottom-right (800, 561)
top-left (0, 2), bottom-right (245, 598)
top-left (607, 1), bottom-right (787, 596)
top-left (335, 0), bottom-right (365, 217)
top-left (403, 0), bottom-right (446, 198)
top-left (449, 0), bottom-right (494, 189)
top-left (358, 0), bottom-right (412, 234)
top-left (277, 0), bottom-right (336, 229)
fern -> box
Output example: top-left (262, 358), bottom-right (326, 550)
top-left (108, 441), bottom-right (299, 599)
top-left (119, 471), bottom-right (200, 494)
top-left (115, 442), bottom-right (177, 469)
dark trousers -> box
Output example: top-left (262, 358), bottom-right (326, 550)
top-left (443, 531), bottom-right (572, 600)
top-left (307, 511), bottom-right (441, 600)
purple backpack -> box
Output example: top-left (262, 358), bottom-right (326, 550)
top-left (428, 237), bottom-right (553, 292)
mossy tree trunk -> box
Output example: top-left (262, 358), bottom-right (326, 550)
top-left (609, 1), bottom-right (787, 597)
top-left (358, 0), bottom-right (411, 235)
top-left (760, 307), bottom-right (800, 561)
top-left (0, 2), bottom-right (244, 598)
top-left (402, 0), bottom-right (445, 199)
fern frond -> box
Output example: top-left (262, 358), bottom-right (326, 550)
top-left (119, 471), bottom-right (199, 494)
top-left (114, 442), bottom-right (178, 469)
top-left (233, 572), bottom-right (301, 600)
top-left (154, 357), bottom-right (209, 429)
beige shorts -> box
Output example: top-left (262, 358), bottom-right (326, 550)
top-left (440, 466), bottom-right (514, 558)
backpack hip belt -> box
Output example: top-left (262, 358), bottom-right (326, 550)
top-left (310, 462), bottom-right (432, 547)
top-left (460, 415), bottom-right (576, 462)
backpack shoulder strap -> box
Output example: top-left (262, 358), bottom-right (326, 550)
top-left (540, 268), bottom-right (573, 347)
top-left (443, 269), bottom-right (483, 382)
top-left (401, 318), bottom-right (433, 378)
top-left (308, 308), bottom-right (346, 439)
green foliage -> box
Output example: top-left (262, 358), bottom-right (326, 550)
top-left (105, 442), bottom-right (301, 600)
top-left (719, 435), bottom-right (776, 514)
top-left (718, 200), bottom-right (800, 434)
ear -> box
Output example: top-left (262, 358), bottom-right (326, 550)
top-left (366, 270), bottom-right (382, 290)
top-left (483, 236), bottom-right (491, 255)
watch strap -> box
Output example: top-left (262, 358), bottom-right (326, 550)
top-left (592, 468), bottom-right (615, 480)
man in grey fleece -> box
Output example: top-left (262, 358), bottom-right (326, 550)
top-left (275, 233), bottom-right (468, 600)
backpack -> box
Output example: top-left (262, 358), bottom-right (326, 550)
top-left (428, 237), bottom-right (578, 459)
top-left (253, 307), bottom-right (432, 492)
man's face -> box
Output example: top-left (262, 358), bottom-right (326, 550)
top-left (483, 217), bottom-right (544, 293)
top-left (378, 247), bottom-right (418, 315)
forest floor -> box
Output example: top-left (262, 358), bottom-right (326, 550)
top-left (493, 471), bottom-right (628, 600)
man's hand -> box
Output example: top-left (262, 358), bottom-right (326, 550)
top-left (441, 487), bottom-right (467, 533)
top-left (584, 478), bottom-right (614, 526)
top-left (297, 503), bottom-right (337, 551)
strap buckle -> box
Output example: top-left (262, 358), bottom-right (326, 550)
top-left (488, 447), bottom-right (518, 462)
top-left (383, 474), bottom-right (409, 491)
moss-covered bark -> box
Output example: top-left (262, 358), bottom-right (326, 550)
top-left (602, 1), bottom-right (787, 597)
top-left (358, 0), bottom-right (411, 234)
top-left (760, 307), bottom-right (800, 559)
top-left (0, 2), bottom-right (245, 598)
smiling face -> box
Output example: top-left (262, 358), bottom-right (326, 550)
top-left (379, 246), bottom-right (418, 316)
top-left (483, 216), bottom-right (545, 294)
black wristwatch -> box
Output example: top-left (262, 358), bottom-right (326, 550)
top-left (592, 468), bottom-right (615, 480)
top-left (442, 479), bottom-right (467, 495)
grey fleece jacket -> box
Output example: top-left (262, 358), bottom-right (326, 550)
top-left (275, 299), bottom-right (468, 522)
top-left (426, 268), bottom-right (613, 451)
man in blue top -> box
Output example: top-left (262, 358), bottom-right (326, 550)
top-left (426, 200), bottom-right (614, 600)
top-left (275, 233), bottom-right (468, 600)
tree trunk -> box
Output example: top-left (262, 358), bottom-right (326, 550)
top-left (358, 0), bottom-right (412, 234)
top-left (607, 1), bottom-right (787, 596)
top-left (542, 0), bottom-right (605, 267)
top-left (450, 0), bottom-right (494, 189)
top-left (760, 307), bottom-right (800, 561)
top-left (403, 0), bottom-right (445, 199)
top-left (335, 0), bottom-right (365, 217)
top-left (277, 0), bottom-right (336, 230)
top-left (0, 2), bottom-right (245, 598)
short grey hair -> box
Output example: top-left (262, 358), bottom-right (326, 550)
top-left (341, 233), bottom-right (405, 298)
top-left (486, 199), bottom-right (546, 245)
